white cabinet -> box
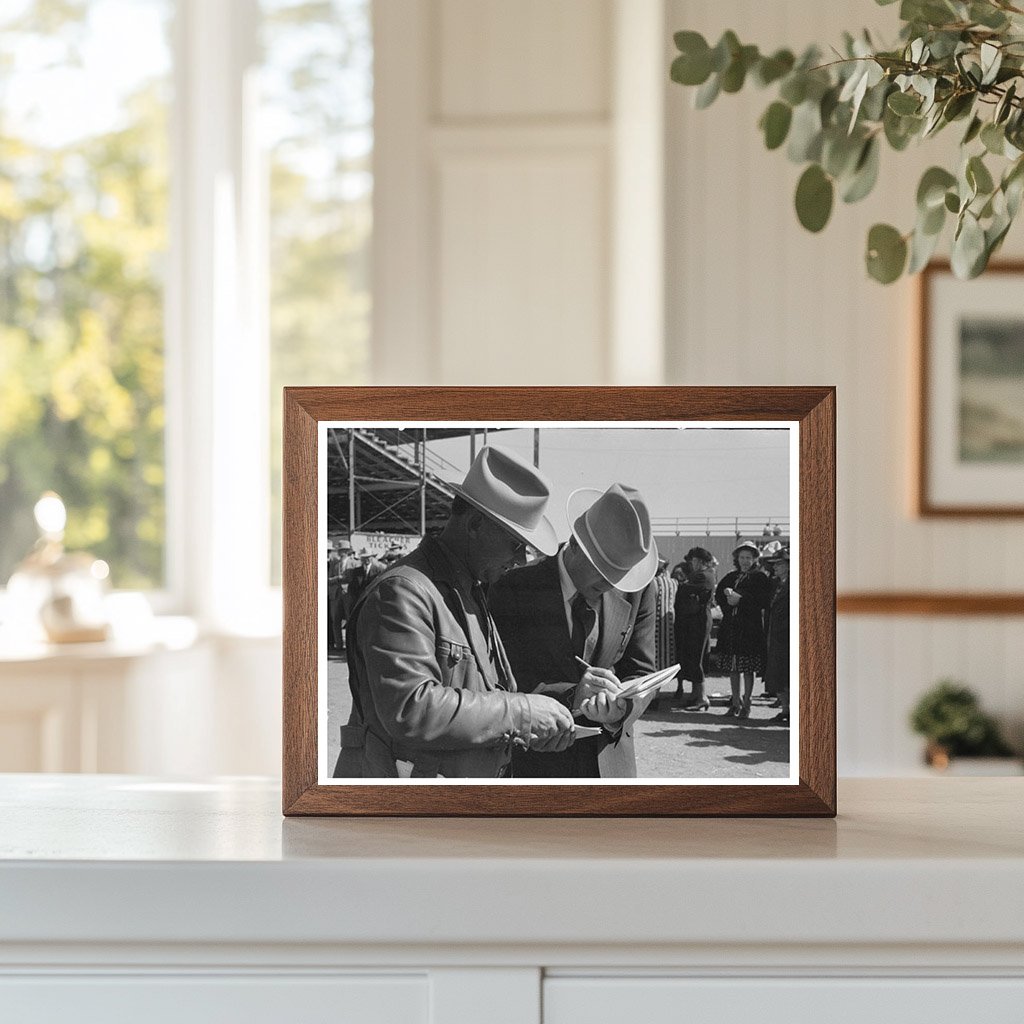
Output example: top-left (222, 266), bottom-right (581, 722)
top-left (1, 777), bottom-right (1022, 1023)
top-left (1, 975), bottom-right (428, 1024)
top-left (545, 977), bottom-right (1024, 1023)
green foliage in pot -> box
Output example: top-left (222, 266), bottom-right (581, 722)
top-left (670, 0), bottom-right (1024, 283)
top-left (909, 679), bottom-right (1015, 756)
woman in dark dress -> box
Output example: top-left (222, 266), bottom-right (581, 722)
top-left (673, 547), bottom-right (717, 710)
top-left (715, 541), bottom-right (770, 718)
top-left (763, 546), bottom-right (791, 724)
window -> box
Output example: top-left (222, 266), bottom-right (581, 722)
top-left (0, 0), bottom-right (172, 589)
top-left (261, 0), bottom-right (372, 582)
top-left (0, 0), bottom-right (373, 617)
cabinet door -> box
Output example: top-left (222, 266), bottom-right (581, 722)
top-left (544, 977), bottom-right (1024, 1023)
top-left (0, 974), bottom-right (427, 1024)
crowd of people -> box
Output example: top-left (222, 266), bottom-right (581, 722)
top-left (328, 444), bottom-right (790, 780)
top-left (653, 539), bottom-right (790, 724)
top-left (325, 541), bottom-right (405, 651)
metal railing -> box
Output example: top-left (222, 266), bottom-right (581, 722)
top-left (650, 516), bottom-right (789, 539)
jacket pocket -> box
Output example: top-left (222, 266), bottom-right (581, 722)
top-left (436, 636), bottom-right (473, 685)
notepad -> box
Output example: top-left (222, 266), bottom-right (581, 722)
top-left (615, 664), bottom-right (680, 701)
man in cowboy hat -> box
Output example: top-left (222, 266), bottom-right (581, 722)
top-left (490, 483), bottom-right (659, 778)
top-left (327, 538), bottom-right (356, 651)
top-left (334, 445), bottom-right (576, 778)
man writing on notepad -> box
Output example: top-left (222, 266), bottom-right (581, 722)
top-left (490, 483), bottom-right (658, 778)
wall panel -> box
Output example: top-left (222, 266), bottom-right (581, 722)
top-left (438, 0), bottom-right (610, 120)
top-left (436, 150), bottom-right (608, 384)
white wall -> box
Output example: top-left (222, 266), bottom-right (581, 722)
top-left (664, 0), bottom-right (1024, 771)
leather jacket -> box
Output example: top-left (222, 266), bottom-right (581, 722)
top-left (334, 536), bottom-right (534, 778)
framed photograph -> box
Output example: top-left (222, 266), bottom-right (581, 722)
top-left (283, 387), bottom-right (835, 816)
top-left (918, 261), bottom-right (1024, 517)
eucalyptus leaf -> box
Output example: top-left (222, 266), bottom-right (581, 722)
top-left (888, 91), bottom-right (921, 115)
top-left (671, 35), bottom-right (713, 87)
top-left (967, 154), bottom-right (995, 195)
top-left (787, 100), bottom-right (824, 162)
top-left (921, 200), bottom-right (946, 235)
top-left (942, 92), bottom-right (974, 122)
top-left (820, 86), bottom-right (841, 126)
top-left (1003, 157), bottom-right (1024, 216)
top-left (981, 122), bottom-right (1005, 155)
top-left (926, 30), bottom-right (962, 60)
top-left (884, 106), bottom-right (921, 149)
top-left (908, 221), bottom-right (943, 273)
top-left (795, 164), bottom-right (834, 232)
top-left (986, 212), bottom-right (1012, 259)
top-left (922, 103), bottom-right (946, 137)
top-left (1006, 171), bottom-right (1024, 218)
top-left (861, 79), bottom-right (893, 122)
top-left (822, 128), bottom-right (864, 178)
top-left (980, 42), bottom-right (1002, 87)
top-left (962, 115), bottom-right (983, 145)
top-left (995, 82), bottom-right (1017, 124)
top-left (721, 45), bottom-right (759, 93)
top-left (866, 223), bottom-right (908, 283)
top-left (970, 2), bottom-right (1009, 30)
top-left (842, 137), bottom-right (881, 203)
top-left (951, 211), bottom-right (986, 278)
top-left (754, 49), bottom-right (795, 87)
top-left (760, 102), bottom-right (793, 150)
top-left (913, 75), bottom-right (936, 111)
top-left (710, 31), bottom-right (740, 74)
top-left (694, 73), bottom-right (721, 110)
top-left (944, 190), bottom-right (961, 213)
top-left (779, 73), bottom-right (807, 106)
top-left (917, 166), bottom-right (957, 210)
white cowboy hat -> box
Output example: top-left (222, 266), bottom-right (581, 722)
top-left (565, 483), bottom-right (659, 593)
top-left (449, 445), bottom-right (559, 556)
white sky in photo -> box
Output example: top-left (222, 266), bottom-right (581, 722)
top-left (428, 427), bottom-right (790, 537)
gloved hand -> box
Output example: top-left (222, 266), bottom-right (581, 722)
top-left (522, 693), bottom-right (575, 752)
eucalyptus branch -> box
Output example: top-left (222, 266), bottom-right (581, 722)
top-left (670, 3), bottom-right (1024, 283)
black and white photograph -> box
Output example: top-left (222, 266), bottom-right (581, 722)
top-left (318, 422), bottom-right (798, 784)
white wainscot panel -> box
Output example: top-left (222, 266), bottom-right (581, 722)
top-left (544, 977), bottom-right (1024, 1023)
top-left (437, 152), bottom-right (608, 384)
top-left (437, 0), bottom-right (610, 120)
top-left (0, 974), bottom-right (427, 1024)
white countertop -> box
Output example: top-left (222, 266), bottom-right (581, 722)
top-left (1, 776), bottom-right (1022, 952)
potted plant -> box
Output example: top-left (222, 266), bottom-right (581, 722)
top-left (909, 679), bottom-right (1019, 772)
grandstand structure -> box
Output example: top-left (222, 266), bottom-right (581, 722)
top-left (325, 427), bottom-right (513, 539)
top-left (326, 428), bottom-right (789, 561)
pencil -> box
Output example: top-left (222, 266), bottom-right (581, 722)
top-left (574, 655), bottom-right (592, 671)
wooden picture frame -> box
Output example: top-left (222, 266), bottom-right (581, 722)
top-left (283, 387), bottom-right (836, 816)
top-left (917, 261), bottom-right (1024, 517)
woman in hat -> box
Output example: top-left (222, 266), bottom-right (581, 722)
top-left (714, 541), bottom-right (770, 718)
top-left (673, 546), bottom-right (717, 710)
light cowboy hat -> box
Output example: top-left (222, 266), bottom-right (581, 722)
top-left (565, 483), bottom-right (659, 593)
top-left (449, 445), bottom-right (559, 557)
top-left (732, 541), bottom-right (761, 559)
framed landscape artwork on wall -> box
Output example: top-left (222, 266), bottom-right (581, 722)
top-left (282, 387), bottom-right (836, 817)
top-left (918, 262), bottom-right (1024, 517)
